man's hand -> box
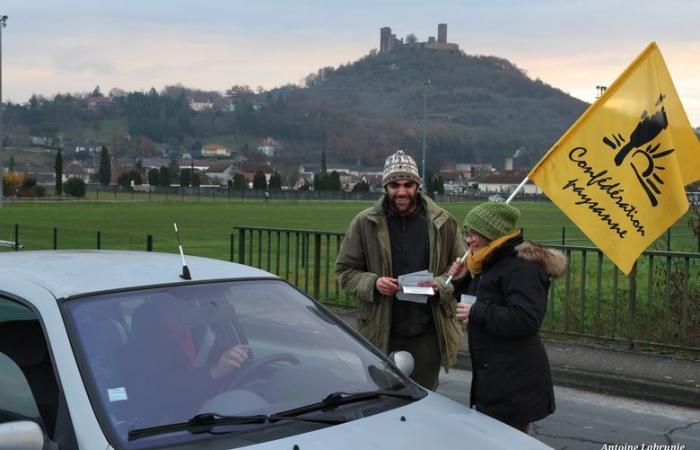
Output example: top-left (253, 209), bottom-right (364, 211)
top-left (417, 280), bottom-right (438, 290)
top-left (376, 277), bottom-right (399, 296)
top-left (456, 303), bottom-right (471, 324)
top-left (211, 344), bottom-right (250, 380)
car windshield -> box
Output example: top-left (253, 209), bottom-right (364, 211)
top-left (63, 279), bottom-right (415, 449)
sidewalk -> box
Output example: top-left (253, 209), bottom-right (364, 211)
top-left (330, 308), bottom-right (700, 409)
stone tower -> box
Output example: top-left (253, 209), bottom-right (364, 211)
top-left (438, 23), bottom-right (447, 43)
top-left (380, 27), bottom-right (392, 52)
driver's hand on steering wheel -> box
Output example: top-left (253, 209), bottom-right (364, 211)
top-left (210, 344), bottom-right (250, 380)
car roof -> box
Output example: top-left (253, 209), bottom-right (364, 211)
top-left (0, 250), bottom-right (277, 299)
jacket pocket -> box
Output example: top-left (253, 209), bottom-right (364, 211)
top-left (437, 302), bottom-right (462, 368)
top-left (358, 299), bottom-right (373, 323)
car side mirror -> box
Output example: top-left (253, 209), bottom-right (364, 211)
top-left (389, 350), bottom-right (414, 376)
top-left (0, 421), bottom-right (45, 450)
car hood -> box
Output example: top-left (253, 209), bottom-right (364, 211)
top-left (183, 392), bottom-right (552, 450)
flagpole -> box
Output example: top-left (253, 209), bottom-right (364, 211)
top-left (506, 176), bottom-right (529, 203)
top-left (446, 176), bottom-right (529, 284)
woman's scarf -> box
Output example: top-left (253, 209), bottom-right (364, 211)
top-left (466, 231), bottom-right (521, 276)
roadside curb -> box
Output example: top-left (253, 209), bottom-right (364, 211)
top-left (455, 351), bottom-right (700, 409)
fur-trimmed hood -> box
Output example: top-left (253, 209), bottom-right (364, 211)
top-left (515, 241), bottom-right (567, 278)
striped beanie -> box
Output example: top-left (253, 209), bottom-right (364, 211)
top-left (463, 201), bottom-right (520, 241)
top-left (382, 150), bottom-right (422, 187)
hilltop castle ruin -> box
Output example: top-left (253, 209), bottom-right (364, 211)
top-left (380, 23), bottom-right (460, 53)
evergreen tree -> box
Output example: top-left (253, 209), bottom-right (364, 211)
top-left (54, 149), bottom-right (63, 195)
top-left (252, 171), bottom-right (267, 190)
top-left (99, 146), bottom-right (111, 186)
top-left (180, 168), bottom-right (192, 187)
top-left (321, 149), bottom-right (327, 174)
top-left (117, 170), bottom-right (142, 189)
top-left (327, 170), bottom-right (342, 191)
top-left (269, 172), bottom-right (282, 190)
top-left (233, 173), bottom-right (248, 189)
top-left (313, 173), bottom-right (325, 191)
top-left (352, 180), bottom-right (370, 192)
top-left (147, 168), bottom-right (160, 186)
top-left (159, 166), bottom-right (171, 187)
top-left (427, 174), bottom-right (444, 196)
top-left (64, 177), bottom-right (86, 197)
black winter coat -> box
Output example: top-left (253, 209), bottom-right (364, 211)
top-left (454, 236), bottom-right (565, 427)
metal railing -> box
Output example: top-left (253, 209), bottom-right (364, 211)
top-left (1, 223), bottom-right (698, 353)
top-left (233, 227), bottom-right (700, 354)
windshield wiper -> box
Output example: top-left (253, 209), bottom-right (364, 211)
top-left (128, 389), bottom-right (418, 441)
top-left (128, 411), bottom-right (344, 441)
top-left (272, 389), bottom-right (419, 418)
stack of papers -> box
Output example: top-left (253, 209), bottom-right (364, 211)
top-left (396, 270), bottom-right (434, 303)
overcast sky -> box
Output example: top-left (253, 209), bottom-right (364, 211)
top-left (1, 0), bottom-right (699, 125)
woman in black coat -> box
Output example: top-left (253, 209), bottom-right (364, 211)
top-left (448, 201), bottom-right (566, 433)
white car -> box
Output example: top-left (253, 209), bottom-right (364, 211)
top-left (0, 251), bottom-right (551, 450)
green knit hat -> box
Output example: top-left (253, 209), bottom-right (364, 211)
top-left (463, 201), bottom-right (520, 241)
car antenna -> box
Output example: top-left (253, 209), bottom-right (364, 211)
top-left (173, 223), bottom-right (192, 280)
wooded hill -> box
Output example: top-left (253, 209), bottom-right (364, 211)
top-left (3, 46), bottom-right (589, 171)
top-left (290, 45), bottom-right (589, 168)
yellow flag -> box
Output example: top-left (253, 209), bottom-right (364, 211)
top-left (529, 42), bottom-right (700, 275)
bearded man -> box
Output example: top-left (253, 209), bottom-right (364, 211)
top-left (335, 150), bottom-right (465, 390)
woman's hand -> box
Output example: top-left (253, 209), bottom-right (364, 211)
top-left (448, 257), bottom-right (467, 281)
top-left (456, 302), bottom-right (471, 324)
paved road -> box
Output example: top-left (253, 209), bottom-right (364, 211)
top-left (438, 368), bottom-right (700, 450)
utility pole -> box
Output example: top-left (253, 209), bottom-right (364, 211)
top-left (0, 15), bottom-right (7, 208)
top-left (421, 79), bottom-right (431, 183)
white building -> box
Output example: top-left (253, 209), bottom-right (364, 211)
top-left (201, 144), bottom-right (231, 157)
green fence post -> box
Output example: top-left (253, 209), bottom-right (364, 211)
top-left (594, 251), bottom-right (603, 336)
top-left (627, 261), bottom-right (638, 350)
top-left (53, 227), bottom-right (58, 250)
top-left (97, 231), bottom-right (101, 250)
top-left (14, 224), bottom-right (19, 251)
top-left (238, 228), bottom-right (245, 264)
top-left (579, 250), bottom-right (587, 333)
top-left (313, 233), bottom-right (321, 300)
top-left (230, 233), bottom-right (234, 262)
top-left (146, 235), bottom-right (153, 252)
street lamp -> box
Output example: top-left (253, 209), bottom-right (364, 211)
top-left (421, 79), bottom-right (431, 184)
top-left (0, 15), bottom-right (7, 208)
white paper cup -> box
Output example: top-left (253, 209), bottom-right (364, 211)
top-left (460, 294), bottom-right (477, 305)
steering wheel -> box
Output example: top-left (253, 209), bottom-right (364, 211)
top-left (228, 353), bottom-right (300, 388)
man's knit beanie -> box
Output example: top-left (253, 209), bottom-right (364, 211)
top-left (463, 201), bottom-right (520, 241)
top-left (382, 150), bottom-right (422, 187)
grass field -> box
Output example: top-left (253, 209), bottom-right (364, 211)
top-left (1, 198), bottom-right (698, 351)
top-left (0, 198), bottom-right (697, 254)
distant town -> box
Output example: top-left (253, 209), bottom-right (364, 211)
top-left (2, 23), bottom-right (699, 200)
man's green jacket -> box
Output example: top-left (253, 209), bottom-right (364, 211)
top-left (335, 193), bottom-right (466, 369)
